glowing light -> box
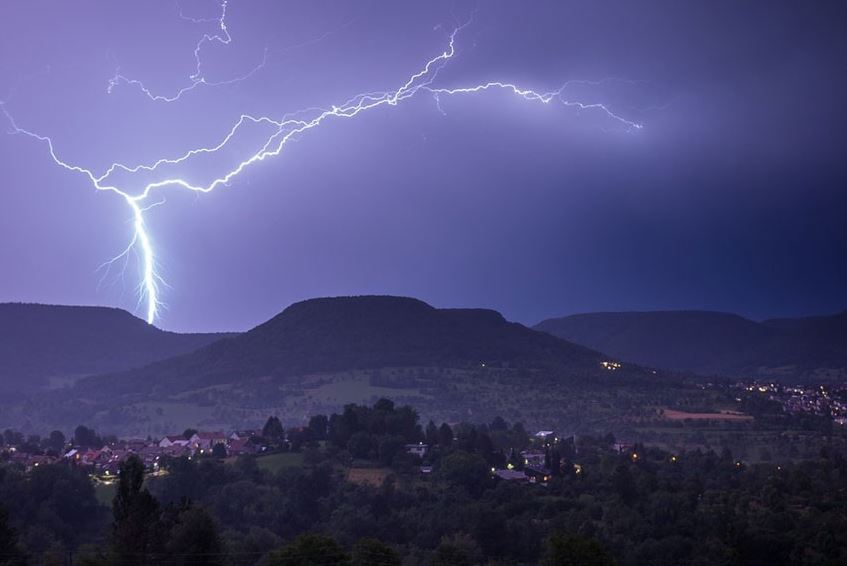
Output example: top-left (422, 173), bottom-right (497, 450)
top-left (2, 17), bottom-right (642, 325)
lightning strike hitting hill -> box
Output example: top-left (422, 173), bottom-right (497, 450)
top-left (1, 16), bottom-right (642, 326)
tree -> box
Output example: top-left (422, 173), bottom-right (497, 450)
top-left (211, 443), bottom-right (227, 459)
top-left (263, 417), bottom-right (285, 444)
top-left (267, 534), bottom-right (349, 566)
top-left (373, 398), bottom-right (395, 414)
top-left (490, 416), bottom-right (509, 432)
top-left (73, 425), bottom-right (101, 448)
top-left (433, 533), bottom-right (483, 566)
top-left (351, 538), bottom-right (400, 566)
top-left (511, 422), bottom-right (529, 446)
top-left (2, 429), bottom-right (23, 447)
top-left (541, 533), bottom-right (615, 566)
top-left (47, 430), bottom-right (66, 453)
top-left (24, 464), bottom-right (103, 548)
top-left (182, 428), bottom-right (198, 440)
top-left (112, 455), bottom-right (162, 565)
top-left (347, 431), bottom-right (373, 460)
top-left (438, 423), bottom-right (454, 447)
top-left (0, 504), bottom-right (25, 566)
top-left (438, 451), bottom-right (490, 496)
top-left (612, 464), bottom-right (637, 505)
top-left (425, 420), bottom-right (439, 446)
top-left (165, 506), bottom-right (223, 566)
top-left (550, 448), bottom-right (562, 477)
top-left (377, 435), bottom-right (406, 466)
top-left (307, 415), bottom-right (328, 441)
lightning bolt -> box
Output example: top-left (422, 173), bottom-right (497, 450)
top-left (107, 0), bottom-right (268, 103)
top-left (2, 21), bottom-right (642, 326)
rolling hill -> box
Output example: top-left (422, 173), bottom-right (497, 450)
top-left (535, 309), bottom-right (847, 380)
top-left (0, 303), bottom-right (231, 393)
top-left (77, 295), bottom-right (627, 398)
top-left (3, 297), bottom-right (670, 435)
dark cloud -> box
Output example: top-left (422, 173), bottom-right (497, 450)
top-left (1, 0), bottom-right (845, 331)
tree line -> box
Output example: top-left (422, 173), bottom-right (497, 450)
top-left (2, 399), bottom-right (847, 564)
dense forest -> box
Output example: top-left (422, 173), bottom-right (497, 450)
top-left (2, 400), bottom-right (847, 565)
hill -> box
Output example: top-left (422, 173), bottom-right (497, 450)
top-left (0, 303), bottom-right (231, 393)
top-left (5, 297), bottom-right (671, 436)
top-left (77, 296), bottom-right (625, 398)
top-left (535, 309), bottom-right (847, 380)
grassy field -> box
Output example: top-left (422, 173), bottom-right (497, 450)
top-left (94, 481), bottom-right (116, 506)
top-left (662, 409), bottom-right (753, 421)
top-left (300, 373), bottom-right (429, 405)
top-left (346, 467), bottom-right (393, 486)
top-left (254, 452), bottom-right (305, 473)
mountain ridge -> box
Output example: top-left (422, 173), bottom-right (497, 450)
top-left (0, 302), bottom-right (234, 392)
top-left (73, 295), bottom-right (651, 399)
top-left (535, 309), bottom-right (847, 380)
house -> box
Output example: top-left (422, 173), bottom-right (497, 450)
top-left (79, 449), bottom-right (103, 466)
top-left (104, 449), bottom-right (129, 468)
top-left (159, 435), bottom-right (190, 449)
top-left (125, 439), bottom-right (150, 452)
top-left (230, 430), bottom-right (261, 441)
top-left (524, 466), bottom-right (552, 483)
top-left (190, 431), bottom-right (227, 452)
top-left (162, 444), bottom-right (192, 458)
top-left (138, 445), bottom-right (166, 466)
top-left (494, 469), bottom-right (528, 482)
top-left (405, 443), bottom-right (428, 458)
top-left (534, 431), bottom-right (556, 444)
top-left (25, 454), bottom-right (55, 472)
top-left (226, 438), bottom-right (255, 456)
top-left (520, 449), bottom-right (546, 467)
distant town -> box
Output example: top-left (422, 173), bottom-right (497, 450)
top-left (718, 380), bottom-right (847, 423)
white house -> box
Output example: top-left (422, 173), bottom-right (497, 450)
top-left (159, 435), bottom-right (190, 449)
top-left (190, 431), bottom-right (227, 452)
top-left (405, 443), bottom-right (428, 457)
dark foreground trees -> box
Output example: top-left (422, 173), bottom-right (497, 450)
top-left (0, 504), bottom-right (25, 566)
top-left (541, 533), bottom-right (615, 566)
top-left (112, 455), bottom-right (223, 566)
top-left (112, 456), bottom-right (162, 564)
top-left (4, 399), bottom-right (847, 564)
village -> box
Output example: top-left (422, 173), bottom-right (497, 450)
top-left (0, 426), bottom-right (266, 475)
top-left (730, 380), bottom-right (847, 423)
top-left (1, 418), bottom-right (586, 489)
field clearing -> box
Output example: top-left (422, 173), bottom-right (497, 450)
top-left (94, 481), bottom-right (116, 506)
top-left (303, 374), bottom-right (429, 405)
top-left (254, 452), bottom-right (304, 473)
top-left (347, 467), bottom-right (392, 486)
top-left (662, 409), bottom-right (753, 421)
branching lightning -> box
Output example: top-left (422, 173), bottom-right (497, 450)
top-left (106, 0), bottom-right (267, 102)
top-left (1, 13), bottom-right (642, 326)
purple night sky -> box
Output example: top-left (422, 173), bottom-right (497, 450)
top-left (1, 1), bottom-right (845, 332)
